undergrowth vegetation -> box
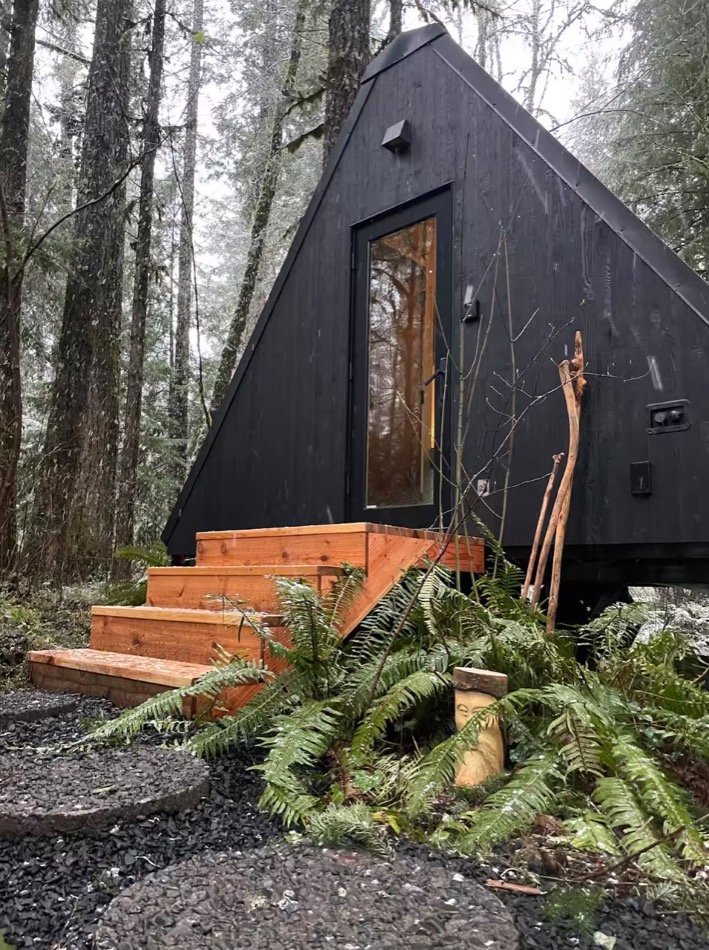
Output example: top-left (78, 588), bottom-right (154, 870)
top-left (86, 557), bottom-right (709, 903)
top-left (0, 587), bottom-right (91, 690)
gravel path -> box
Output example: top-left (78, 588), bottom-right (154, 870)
top-left (96, 844), bottom-right (519, 949)
top-left (0, 693), bottom-right (706, 950)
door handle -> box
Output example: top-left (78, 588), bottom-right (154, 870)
top-left (421, 368), bottom-right (444, 389)
top-left (420, 368), bottom-right (444, 406)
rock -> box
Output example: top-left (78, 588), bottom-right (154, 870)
top-left (634, 601), bottom-right (709, 659)
top-left (0, 690), bottom-right (79, 727)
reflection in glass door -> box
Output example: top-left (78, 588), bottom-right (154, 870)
top-left (366, 217), bottom-right (437, 509)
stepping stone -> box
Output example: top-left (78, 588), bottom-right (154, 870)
top-left (96, 843), bottom-right (519, 949)
top-left (0, 690), bottom-right (79, 726)
top-left (0, 746), bottom-right (208, 838)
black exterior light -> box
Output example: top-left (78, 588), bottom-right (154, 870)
top-left (381, 119), bottom-right (411, 153)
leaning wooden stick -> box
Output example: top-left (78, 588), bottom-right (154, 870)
top-left (546, 335), bottom-right (586, 631)
top-left (530, 332), bottom-right (586, 615)
top-left (521, 452), bottom-right (564, 602)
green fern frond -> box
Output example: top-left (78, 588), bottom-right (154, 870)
top-left (565, 815), bottom-right (622, 856)
top-left (454, 750), bottom-right (563, 850)
top-left (546, 697), bottom-right (607, 777)
top-left (593, 777), bottom-right (684, 880)
top-left (357, 570), bottom-right (428, 648)
top-left (188, 679), bottom-right (291, 757)
top-left (81, 658), bottom-right (269, 746)
top-left (307, 803), bottom-right (391, 855)
top-left (258, 776), bottom-right (320, 827)
top-left (579, 601), bottom-right (649, 660)
top-left (612, 734), bottom-right (706, 865)
top-left (640, 707), bottom-right (709, 760)
top-left (321, 564), bottom-right (366, 630)
top-left (258, 700), bottom-right (342, 777)
top-left (417, 561), bottom-right (457, 639)
top-left (350, 669), bottom-right (451, 759)
top-left (352, 753), bottom-right (421, 807)
top-left (344, 649), bottom-right (447, 722)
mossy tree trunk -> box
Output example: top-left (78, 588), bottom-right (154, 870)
top-left (168, 0), bottom-right (204, 489)
top-left (323, 0), bottom-right (370, 164)
top-left (25, 0), bottom-right (131, 582)
top-left (0, 0), bottom-right (40, 575)
top-left (114, 0), bottom-right (167, 578)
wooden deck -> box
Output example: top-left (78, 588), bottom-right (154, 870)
top-left (29, 523), bottom-right (483, 713)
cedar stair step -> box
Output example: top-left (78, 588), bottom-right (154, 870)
top-left (145, 563), bottom-right (342, 612)
top-left (28, 648), bottom-right (212, 713)
top-left (29, 523), bottom-right (484, 714)
top-left (89, 605), bottom-right (286, 667)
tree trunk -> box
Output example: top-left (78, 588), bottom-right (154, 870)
top-left (387, 0), bottom-right (403, 44)
top-left (25, 0), bottom-right (131, 582)
top-left (0, 0), bottom-right (40, 576)
top-left (0, 0), bottom-right (12, 91)
top-left (323, 0), bottom-right (370, 163)
top-left (168, 0), bottom-right (204, 489)
top-left (113, 0), bottom-right (166, 577)
top-left (524, 0), bottom-right (542, 114)
top-left (210, 0), bottom-right (307, 414)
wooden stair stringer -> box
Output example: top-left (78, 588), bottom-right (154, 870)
top-left (341, 534), bottom-right (442, 636)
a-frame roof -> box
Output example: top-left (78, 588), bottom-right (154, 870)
top-left (163, 23), bottom-right (709, 545)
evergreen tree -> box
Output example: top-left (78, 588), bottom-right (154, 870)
top-left (607, 0), bottom-right (709, 277)
top-left (0, 0), bottom-right (40, 574)
top-left (114, 0), bottom-right (167, 575)
top-left (26, 0), bottom-right (132, 581)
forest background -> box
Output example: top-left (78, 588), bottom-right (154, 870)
top-left (0, 0), bottom-right (703, 584)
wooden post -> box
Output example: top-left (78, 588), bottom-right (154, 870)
top-left (453, 666), bottom-right (508, 788)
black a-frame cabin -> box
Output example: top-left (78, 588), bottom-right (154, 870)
top-left (164, 24), bottom-right (709, 593)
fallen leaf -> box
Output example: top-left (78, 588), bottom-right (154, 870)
top-left (485, 879), bottom-right (542, 896)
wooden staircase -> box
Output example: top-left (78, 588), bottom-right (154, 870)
top-left (29, 523), bottom-right (483, 713)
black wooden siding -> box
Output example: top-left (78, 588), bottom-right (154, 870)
top-left (165, 26), bottom-right (709, 583)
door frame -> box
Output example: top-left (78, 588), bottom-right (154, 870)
top-left (346, 187), bottom-right (453, 528)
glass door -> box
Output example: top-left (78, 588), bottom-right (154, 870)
top-left (348, 192), bottom-right (451, 527)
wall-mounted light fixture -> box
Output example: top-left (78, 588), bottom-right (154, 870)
top-left (381, 119), bottom-right (411, 153)
top-left (462, 283), bottom-right (481, 323)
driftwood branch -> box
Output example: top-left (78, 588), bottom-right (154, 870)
top-left (546, 336), bottom-right (585, 630)
top-left (530, 331), bottom-right (586, 628)
top-left (521, 452), bottom-right (564, 602)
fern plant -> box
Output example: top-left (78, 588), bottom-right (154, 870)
top-left (87, 556), bottom-right (709, 892)
top-left (103, 542), bottom-right (171, 606)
